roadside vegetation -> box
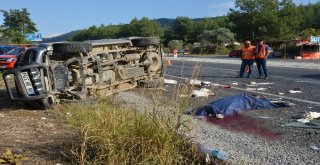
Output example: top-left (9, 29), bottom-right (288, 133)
top-left (57, 95), bottom-right (203, 165)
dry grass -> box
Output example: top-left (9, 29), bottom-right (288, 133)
top-left (58, 95), bottom-right (203, 165)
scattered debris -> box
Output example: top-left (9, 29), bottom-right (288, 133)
top-left (164, 79), bottom-right (177, 85)
top-left (220, 85), bottom-right (231, 88)
top-left (215, 114), bottom-right (224, 119)
top-left (201, 81), bottom-right (212, 87)
top-left (246, 87), bottom-right (268, 91)
top-left (188, 79), bottom-right (212, 87)
top-left (189, 79), bottom-right (202, 86)
top-left (250, 82), bottom-right (257, 85)
top-left (288, 88), bottom-right (302, 94)
top-left (282, 121), bottom-right (320, 129)
top-left (305, 112), bottom-right (320, 120)
top-left (231, 82), bottom-right (239, 86)
top-left (270, 100), bottom-right (295, 107)
top-left (297, 119), bottom-right (310, 123)
top-left (0, 113), bottom-right (4, 118)
top-left (246, 88), bottom-right (257, 91)
top-left (310, 145), bottom-right (320, 151)
top-left (191, 88), bottom-right (215, 97)
top-left (199, 146), bottom-right (229, 161)
top-left (247, 82), bottom-right (274, 87)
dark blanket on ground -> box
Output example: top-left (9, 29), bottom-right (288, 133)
top-left (185, 93), bottom-right (282, 116)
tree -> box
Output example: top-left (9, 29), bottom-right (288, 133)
top-left (298, 2), bottom-right (320, 30)
top-left (0, 8), bottom-right (38, 43)
top-left (298, 28), bottom-right (320, 40)
top-left (197, 28), bottom-right (235, 46)
top-left (277, 0), bottom-right (301, 40)
top-left (171, 17), bottom-right (195, 43)
top-left (71, 24), bottom-right (121, 41)
top-left (168, 40), bottom-right (183, 51)
top-left (119, 17), bottom-right (163, 37)
top-left (228, 0), bottom-right (301, 42)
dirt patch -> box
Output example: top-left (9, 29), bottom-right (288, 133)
top-left (0, 79), bottom-right (78, 164)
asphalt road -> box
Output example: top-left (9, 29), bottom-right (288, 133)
top-left (165, 56), bottom-right (320, 104)
top-left (163, 56), bottom-right (320, 164)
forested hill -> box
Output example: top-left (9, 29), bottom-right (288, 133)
top-left (42, 30), bottom-right (80, 43)
top-left (42, 17), bottom-right (221, 42)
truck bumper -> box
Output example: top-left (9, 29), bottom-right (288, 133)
top-left (3, 64), bottom-right (47, 101)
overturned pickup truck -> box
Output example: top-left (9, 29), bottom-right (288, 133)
top-left (3, 37), bottom-right (163, 109)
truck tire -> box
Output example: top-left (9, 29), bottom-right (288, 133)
top-left (147, 52), bottom-right (162, 72)
top-left (27, 98), bottom-right (52, 110)
top-left (131, 37), bottom-right (160, 47)
top-left (53, 42), bottom-right (92, 53)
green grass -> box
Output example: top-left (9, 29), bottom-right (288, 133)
top-left (58, 96), bottom-right (203, 165)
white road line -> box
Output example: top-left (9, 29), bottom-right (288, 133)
top-left (164, 74), bottom-right (320, 106)
top-left (168, 64), bottom-right (239, 72)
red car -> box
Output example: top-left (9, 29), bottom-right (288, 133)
top-left (0, 47), bottom-right (27, 70)
top-left (229, 50), bottom-right (241, 57)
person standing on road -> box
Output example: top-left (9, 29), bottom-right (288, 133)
top-left (255, 39), bottom-right (271, 79)
top-left (238, 40), bottom-right (255, 78)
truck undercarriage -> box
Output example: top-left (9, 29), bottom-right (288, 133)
top-left (3, 37), bottom-right (163, 109)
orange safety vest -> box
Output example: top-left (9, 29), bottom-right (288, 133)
top-left (255, 44), bottom-right (268, 59)
top-left (241, 45), bottom-right (255, 60)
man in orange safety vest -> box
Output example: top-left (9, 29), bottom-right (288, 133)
top-left (237, 40), bottom-right (255, 78)
top-left (255, 39), bottom-right (271, 79)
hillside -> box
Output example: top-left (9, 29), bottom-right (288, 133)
top-left (42, 30), bottom-right (80, 43)
top-left (41, 17), bottom-right (221, 42)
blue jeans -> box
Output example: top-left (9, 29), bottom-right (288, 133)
top-left (256, 58), bottom-right (268, 77)
top-left (239, 59), bottom-right (254, 77)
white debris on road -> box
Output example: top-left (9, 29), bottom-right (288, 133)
top-left (288, 89), bottom-right (302, 94)
top-left (201, 81), bottom-right (212, 87)
top-left (189, 79), bottom-right (202, 86)
top-left (164, 79), bottom-right (178, 85)
top-left (247, 82), bottom-right (274, 87)
top-left (305, 112), bottom-right (320, 120)
top-left (246, 87), bottom-right (268, 91)
top-left (191, 88), bottom-right (215, 97)
top-left (231, 82), bottom-right (239, 86)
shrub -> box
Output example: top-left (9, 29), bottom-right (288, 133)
top-left (59, 97), bottom-right (202, 165)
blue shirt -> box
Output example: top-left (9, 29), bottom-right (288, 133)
top-left (258, 44), bottom-right (270, 53)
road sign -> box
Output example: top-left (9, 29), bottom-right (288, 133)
top-left (310, 36), bottom-right (320, 43)
top-left (25, 33), bottom-right (42, 42)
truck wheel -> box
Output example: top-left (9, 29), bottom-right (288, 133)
top-left (147, 52), bottom-right (162, 72)
top-left (139, 78), bottom-right (164, 88)
top-left (27, 98), bottom-right (52, 110)
top-left (131, 37), bottom-right (160, 47)
top-left (53, 42), bottom-right (92, 53)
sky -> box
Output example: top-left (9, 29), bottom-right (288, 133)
top-left (0, 0), bottom-right (319, 37)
